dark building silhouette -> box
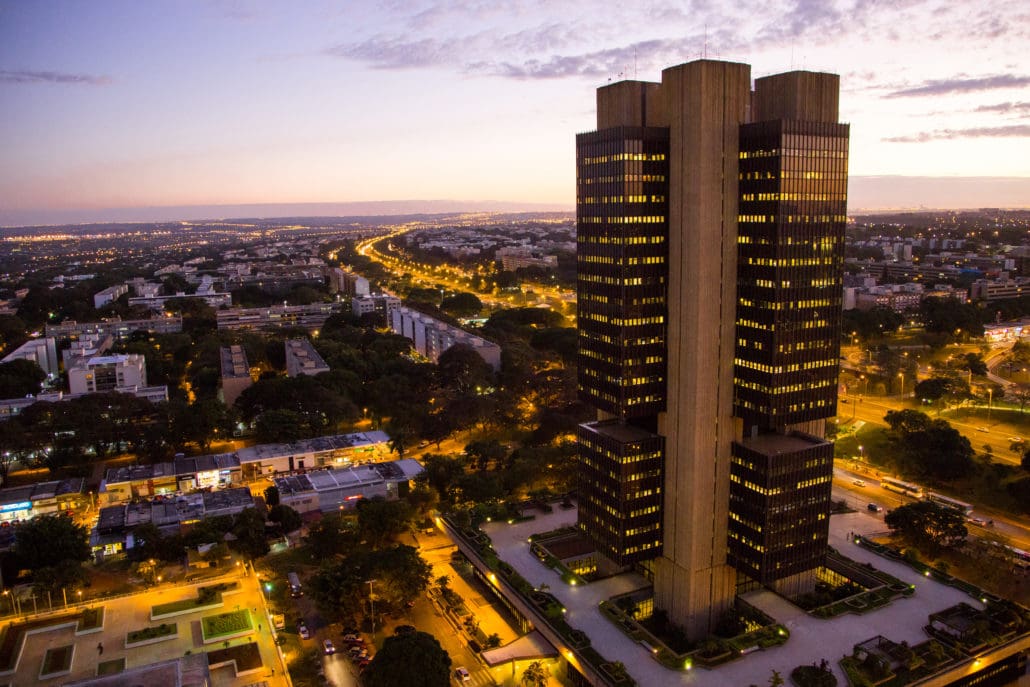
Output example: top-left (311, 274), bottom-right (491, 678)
top-left (575, 59), bottom-right (848, 639)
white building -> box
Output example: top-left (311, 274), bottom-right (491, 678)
top-left (1, 337), bottom-right (59, 378)
top-left (274, 459), bottom-right (424, 514)
top-left (390, 306), bottom-right (501, 369)
top-left (93, 284), bottom-right (128, 309)
top-left (352, 294), bottom-right (401, 319)
top-left (68, 354), bottom-right (147, 394)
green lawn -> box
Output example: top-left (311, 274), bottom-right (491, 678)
top-left (201, 610), bottom-right (253, 641)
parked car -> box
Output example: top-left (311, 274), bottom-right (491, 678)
top-left (297, 621), bottom-right (311, 640)
top-left (323, 639), bottom-right (336, 655)
top-left (455, 667), bottom-right (471, 682)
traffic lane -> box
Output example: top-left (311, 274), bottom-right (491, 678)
top-left (321, 648), bottom-right (358, 687)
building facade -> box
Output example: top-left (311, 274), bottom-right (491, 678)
top-left (575, 60), bottom-right (847, 639)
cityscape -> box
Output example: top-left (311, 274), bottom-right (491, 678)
top-left (1, 3), bottom-right (1030, 687)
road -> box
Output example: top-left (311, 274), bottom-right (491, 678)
top-left (832, 463), bottom-right (1030, 552)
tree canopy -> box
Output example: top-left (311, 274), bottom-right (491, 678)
top-left (0, 358), bottom-right (46, 398)
top-left (362, 630), bottom-right (451, 687)
top-left (885, 409), bottom-right (975, 481)
top-left (885, 500), bottom-right (968, 551)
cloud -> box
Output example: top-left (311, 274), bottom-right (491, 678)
top-left (883, 125), bottom-right (1030, 143)
top-left (0, 70), bottom-right (111, 85)
top-left (974, 101), bottom-right (1030, 114)
top-left (886, 74), bottom-right (1030, 98)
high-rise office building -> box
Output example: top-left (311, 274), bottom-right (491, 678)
top-left (575, 59), bottom-right (848, 640)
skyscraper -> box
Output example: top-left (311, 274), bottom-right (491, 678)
top-left (576, 59), bottom-right (848, 640)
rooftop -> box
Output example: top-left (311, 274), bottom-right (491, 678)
top-left (737, 431), bottom-right (829, 456)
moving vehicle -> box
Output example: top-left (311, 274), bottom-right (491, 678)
top-left (298, 621), bottom-right (311, 640)
top-left (852, 479), bottom-right (866, 487)
top-left (323, 639), bottom-right (336, 655)
top-left (925, 492), bottom-right (974, 516)
top-left (288, 571), bottom-right (303, 597)
top-left (867, 503), bottom-right (883, 513)
top-left (880, 477), bottom-right (925, 499)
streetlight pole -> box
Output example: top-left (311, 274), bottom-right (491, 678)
top-left (898, 372), bottom-right (905, 399)
top-left (367, 579), bottom-right (376, 638)
top-left (987, 388), bottom-right (993, 423)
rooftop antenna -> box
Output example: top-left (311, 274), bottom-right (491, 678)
top-left (704, 24), bottom-right (708, 58)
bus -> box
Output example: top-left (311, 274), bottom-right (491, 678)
top-left (880, 477), bottom-right (924, 499)
top-left (288, 571), bottom-right (303, 598)
top-left (925, 492), bottom-right (974, 516)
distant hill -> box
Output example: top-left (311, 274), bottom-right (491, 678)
top-left (0, 199), bottom-right (573, 227)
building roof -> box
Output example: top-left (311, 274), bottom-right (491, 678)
top-left (737, 431), bottom-right (830, 456)
top-left (0, 478), bottom-right (84, 505)
top-left (274, 460), bottom-right (423, 496)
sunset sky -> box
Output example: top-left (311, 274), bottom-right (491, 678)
top-left (1, 0), bottom-right (1028, 225)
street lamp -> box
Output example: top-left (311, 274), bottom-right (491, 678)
top-left (366, 579), bottom-right (377, 638)
top-left (858, 445), bottom-right (864, 463)
top-left (898, 372), bottom-right (905, 399)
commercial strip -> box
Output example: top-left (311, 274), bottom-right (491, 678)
top-left (91, 487), bottom-right (255, 558)
top-left (273, 458), bottom-right (423, 514)
top-left (0, 478), bottom-right (87, 525)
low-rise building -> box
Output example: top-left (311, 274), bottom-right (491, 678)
top-left (236, 431), bottom-right (391, 478)
top-left (285, 338), bottom-right (330, 377)
top-left (45, 316), bottom-right (183, 342)
top-left (91, 487), bottom-right (254, 558)
top-left (0, 478), bottom-right (86, 524)
top-left (971, 277), bottom-right (1029, 302)
top-left (390, 306), bottom-right (501, 369)
top-left (1, 336), bottom-right (59, 378)
top-left (274, 459), bottom-right (424, 514)
top-left (128, 291), bottom-right (232, 311)
top-left (67, 354), bottom-right (147, 394)
top-left (220, 345), bottom-right (253, 406)
top-left (0, 385), bottom-right (169, 420)
top-left (100, 453), bottom-right (242, 504)
top-left (216, 302), bottom-right (344, 332)
top-left (351, 293), bottom-right (401, 319)
top-left (93, 284), bottom-right (128, 309)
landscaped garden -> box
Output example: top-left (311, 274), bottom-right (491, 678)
top-left (126, 622), bottom-right (178, 646)
top-left (151, 581), bottom-right (240, 619)
top-left (201, 609), bottom-right (254, 643)
top-left (77, 606), bottom-right (105, 633)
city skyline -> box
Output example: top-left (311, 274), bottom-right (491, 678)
top-left (2, 1), bottom-right (1029, 226)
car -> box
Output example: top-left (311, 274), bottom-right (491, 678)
top-left (977, 426), bottom-right (989, 433)
top-left (298, 622), bottom-right (311, 640)
top-left (323, 639), bottom-right (336, 655)
top-left (852, 479), bottom-right (866, 487)
top-left (968, 517), bottom-right (988, 527)
top-left (455, 667), bottom-right (471, 682)
top-left (1010, 436), bottom-right (1024, 443)
top-left (342, 633), bottom-right (362, 643)
top-left (867, 503), bottom-right (883, 513)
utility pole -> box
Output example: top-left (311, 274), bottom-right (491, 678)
top-left (367, 579), bottom-right (376, 638)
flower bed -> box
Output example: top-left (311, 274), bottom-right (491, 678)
top-left (201, 610), bottom-right (254, 644)
top-left (77, 606), bottom-right (105, 634)
top-left (150, 582), bottom-right (239, 619)
top-left (126, 622), bottom-right (178, 647)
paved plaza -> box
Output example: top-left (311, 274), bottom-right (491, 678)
top-left (483, 507), bottom-right (995, 687)
top-left (0, 567), bottom-right (287, 687)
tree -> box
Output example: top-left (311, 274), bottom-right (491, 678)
top-left (230, 507), bottom-right (269, 559)
top-left (268, 505), bottom-right (303, 534)
top-left (304, 513), bottom-right (359, 557)
top-left (885, 501), bottom-right (968, 552)
top-left (464, 439), bottom-right (506, 470)
top-left (263, 485), bottom-right (280, 507)
top-left (14, 514), bottom-right (90, 569)
top-left (962, 353), bottom-right (988, 376)
top-left (439, 292), bottom-right (483, 318)
top-left (437, 344), bottom-right (494, 395)
top-left (521, 660), bottom-right (549, 687)
top-left (310, 546), bottom-right (431, 619)
top-left (0, 358), bottom-right (46, 398)
top-left (357, 497), bottom-right (414, 549)
top-left (362, 630), bottom-right (451, 687)
top-left (885, 410), bottom-right (975, 480)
